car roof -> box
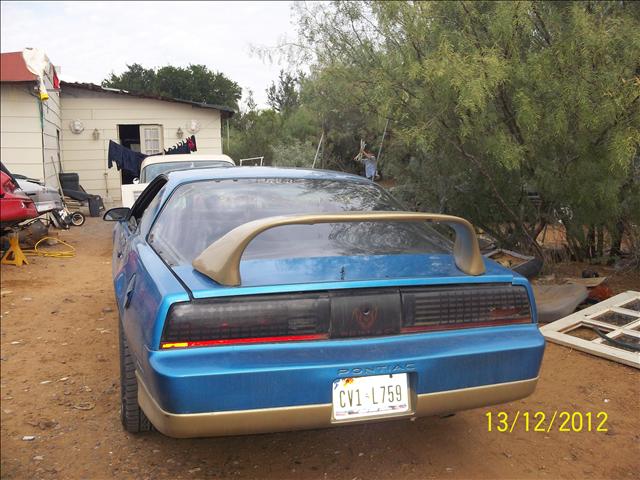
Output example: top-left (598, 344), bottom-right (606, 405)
top-left (165, 166), bottom-right (371, 184)
top-left (140, 153), bottom-right (235, 169)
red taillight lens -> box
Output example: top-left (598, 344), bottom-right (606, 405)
top-left (161, 334), bottom-right (328, 349)
top-left (160, 294), bottom-right (330, 349)
top-left (2, 178), bottom-right (16, 194)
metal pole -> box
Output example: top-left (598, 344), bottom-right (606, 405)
top-left (312, 130), bottom-right (324, 169)
top-left (377, 118), bottom-right (389, 163)
top-left (226, 118), bottom-right (230, 152)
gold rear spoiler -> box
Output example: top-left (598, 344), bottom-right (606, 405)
top-left (192, 212), bottom-right (485, 286)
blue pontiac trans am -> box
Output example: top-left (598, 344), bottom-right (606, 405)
top-left (104, 167), bottom-right (545, 438)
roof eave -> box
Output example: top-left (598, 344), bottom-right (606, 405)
top-left (60, 81), bottom-right (235, 117)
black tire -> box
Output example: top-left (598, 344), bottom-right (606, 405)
top-left (118, 320), bottom-right (151, 433)
top-left (70, 212), bottom-right (85, 227)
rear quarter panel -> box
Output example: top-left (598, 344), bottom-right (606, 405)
top-left (114, 234), bottom-right (189, 367)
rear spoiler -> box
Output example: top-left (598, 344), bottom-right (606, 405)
top-left (192, 212), bottom-right (485, 286)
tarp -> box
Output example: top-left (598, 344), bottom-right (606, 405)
top-left (22, 48), bottom-right (51, 101)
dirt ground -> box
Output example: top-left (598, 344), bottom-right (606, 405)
top-left (1, 218), bottom-right (639, 480)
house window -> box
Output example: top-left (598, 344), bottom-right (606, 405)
top-left (140, 125), bottom-right (163, 155)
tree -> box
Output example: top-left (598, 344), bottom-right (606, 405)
top-left (102, 63), bottom-right (242, 109)
top-left (289, 1), bottom-right (640, 260)
top-left (266, 70), bottom-right (301, 114)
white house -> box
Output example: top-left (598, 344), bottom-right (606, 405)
top-left (0, 51), bottom-right (61, 189)
top-left (0, 50), bottom-right (234, 203)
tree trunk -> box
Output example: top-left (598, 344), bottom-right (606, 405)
top-left (585, 225), bottom-right (596, 259)
top-left (609, 220), bottom-right (625, 258)
top-left (596, 225), bottom-right (605, 259)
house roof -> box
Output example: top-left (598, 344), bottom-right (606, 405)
top-left (0, 52), bottom-right (37, 82)
top-left (61, 81), bottom-right (235, 118)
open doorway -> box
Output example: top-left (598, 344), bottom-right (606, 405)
top-left (117, 124), bottom-right (164, 184)
top-left (117, 124), bottom-right (141, 185)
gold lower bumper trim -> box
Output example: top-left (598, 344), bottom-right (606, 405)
top-left (137, 373), bottom-right (538, 438)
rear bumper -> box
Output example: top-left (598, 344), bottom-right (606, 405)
top-left (138, 372), bottom-right (538, 438)
top-left (141, 324), bottom-right (544, 415)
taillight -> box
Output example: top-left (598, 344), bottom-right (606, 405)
top-left (3, 178), bottom-right (16, 194)
top-left (160, 294), bottom-right (330, 349)
top-left (159, 284), bottom-right (532, 349)
top-left (400, 284), bottom-right (531, 333)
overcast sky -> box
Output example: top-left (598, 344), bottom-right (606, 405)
top-left (0, 1), bottom-right (298, 108)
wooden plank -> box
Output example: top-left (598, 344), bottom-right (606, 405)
top-left (1, 148), bottom-right (43, 166)
top-left (0, 131), bottom-right (43, 148)
top-left (0, 116), bottom-right (42, 133)
top-left (542, 330), bottom-right (640, 368)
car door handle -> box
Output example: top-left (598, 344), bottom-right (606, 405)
top-left (124, 274), bottom-right (136, 308)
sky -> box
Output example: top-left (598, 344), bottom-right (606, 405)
top-left (0, 1), bottom-right (298, 108)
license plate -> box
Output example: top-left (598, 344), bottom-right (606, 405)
top-left (332, 373), bottom-right (410, 420)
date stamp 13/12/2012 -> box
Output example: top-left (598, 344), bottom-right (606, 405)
top-left (486, 411), bottom-right (609, 433)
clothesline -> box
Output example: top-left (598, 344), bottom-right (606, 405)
top-left (107, 135), bottom-right (197, 177)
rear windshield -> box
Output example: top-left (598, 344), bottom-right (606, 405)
top-left (141, 160), bottom-right (232, 182)
top-left (149, 178), bottom-right (451, 265)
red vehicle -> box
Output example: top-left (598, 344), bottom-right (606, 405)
top-left (1, 166), bottom-right (38, 233)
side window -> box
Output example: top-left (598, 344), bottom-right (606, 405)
top-left (138, 185), bottom-right (166, 233)
top-left (129, 176), bottom-right (168, 229)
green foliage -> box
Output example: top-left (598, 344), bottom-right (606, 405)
top-left (271, 139), bottom-right (316, 168)
top-left (228, 75), bottom-right (323, 167)
top-left (117, 1), bottom-right (639, 261)
top-left (102, 63), bottom-right (242, 109)
top-left (286, 0), bottom-right (640, 259)
top-left (227, 109), bottom-right (282, 163)
top-left (267, 70), bottom-right (302, 114)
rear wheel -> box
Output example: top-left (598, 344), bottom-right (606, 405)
top-left (70, 212), bottom-right (85, 226)
top-left (118, 320), bottom-right (151, 433)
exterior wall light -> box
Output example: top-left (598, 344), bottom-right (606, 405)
top-left (69, 120), bottom-right (84, 134)
top-left (176, 127), bottom-right (184, 138)
top-left (187, 120), bottom-right (201, 134)
top-left (92, 128), bottom-right (100, 140)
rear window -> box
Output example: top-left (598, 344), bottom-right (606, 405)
top-left (141, 160), bottom-right (232, 182)
top-left (149, 178), bottom-right (451, 265)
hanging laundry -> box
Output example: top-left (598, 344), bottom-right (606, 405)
top-left (108, 140), bottom-right (147, 177)
top-left (166, 142), bottom-right (190, 155)
top-left (163, 135), bottom-right (197, 155)
top-left (186, 135), bottom-right (197, 152)
top-left (52, 67), bottom-right (60, 90)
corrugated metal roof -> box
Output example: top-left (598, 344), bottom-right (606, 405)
top-left (0, 51), bottom-right (37, 82)
top-left (61, 81), bottom-right (235, 118)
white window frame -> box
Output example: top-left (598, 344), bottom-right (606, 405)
top-left (139, 124), bottom-right (164, 155)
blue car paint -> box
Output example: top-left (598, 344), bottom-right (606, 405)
top-left (112, 221), bottom-right (189, 364)
top-left (141, 324), bottom-right (544, 414)
top-left (173, 254), bottom-right (516, 292)
top-left (111, 167), bottom-right (545, 417)
top-left (123, 242), bottom-right (190, 361)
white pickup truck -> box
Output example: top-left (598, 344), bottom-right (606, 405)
top-left (121, 154), bottom-right (235, 207)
